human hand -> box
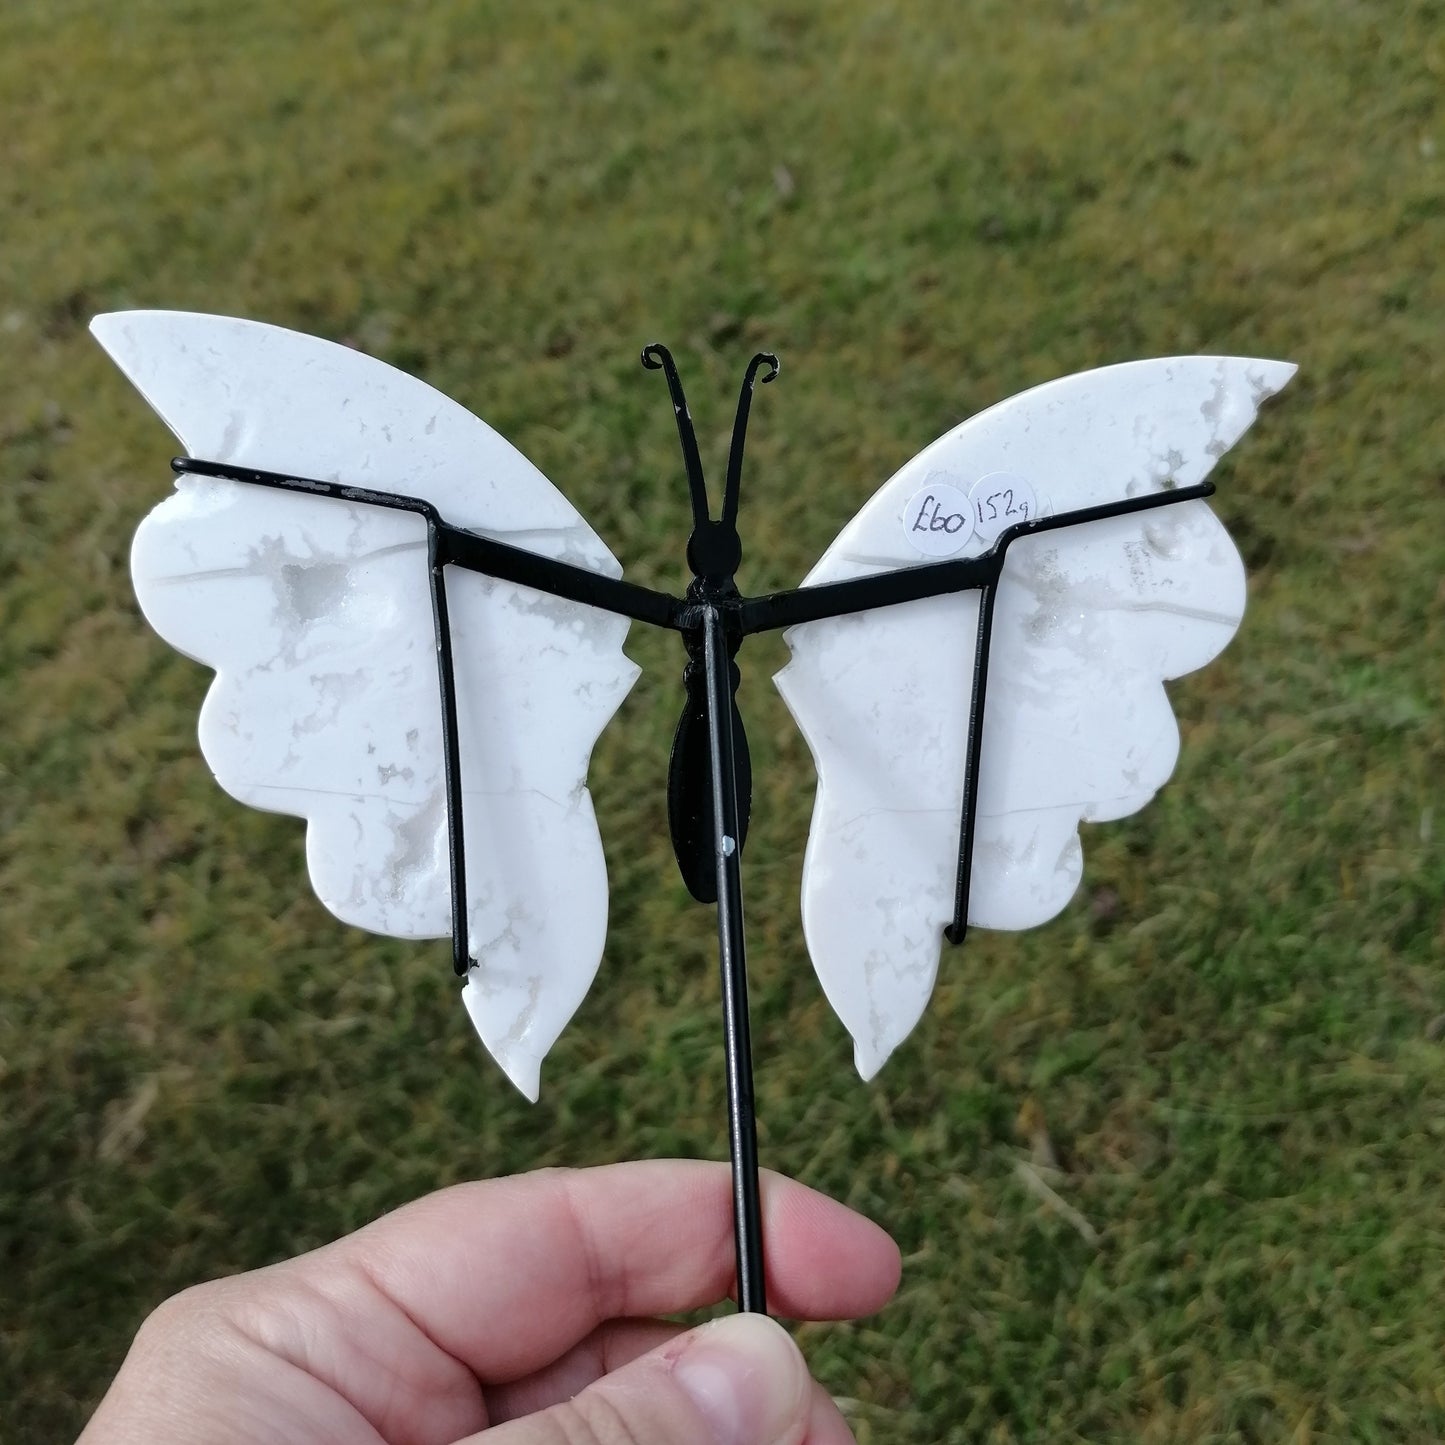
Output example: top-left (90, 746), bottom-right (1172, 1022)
top-left (78, 1160), bottom-right (901, 1444)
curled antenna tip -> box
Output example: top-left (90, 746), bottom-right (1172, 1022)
top-left (749, 352), bottom-right (781, 385)
top-left (640, 342), bottom-right (671, 371)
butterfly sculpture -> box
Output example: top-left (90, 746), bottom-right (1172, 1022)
top-left (94, 310), bottom-right (1292, 1309)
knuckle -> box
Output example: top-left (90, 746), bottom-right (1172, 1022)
top-left (138, 1279), bottom-right (226, 1339)
top-left (134, 1273), bottom-right (269, 1363)
top-left (125, 1280), bottom-right (241, 1377)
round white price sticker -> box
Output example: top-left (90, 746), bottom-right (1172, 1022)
top-left (903, 478), bottom-right (975, 557)
top-left (968, 472), bottom-right (1038, 544)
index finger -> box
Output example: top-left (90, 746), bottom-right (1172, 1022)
top-left (307, 1160), bottom-right (900, 1382)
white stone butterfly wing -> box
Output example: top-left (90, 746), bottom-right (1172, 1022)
top-left (774, 357), bottom-right (1295, 1079)
top-left (94, 311), bottom-right (639, 1100)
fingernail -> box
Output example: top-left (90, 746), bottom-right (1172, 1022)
top-left (672, 1313), bottom-right (806, 1445)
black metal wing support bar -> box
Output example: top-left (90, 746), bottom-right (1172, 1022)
top-left (171, 458), bottom-right (685, 631)
top-left (732, 480), bottom-right (1223, 953)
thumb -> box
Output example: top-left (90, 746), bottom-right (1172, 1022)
top-left (479, 1312), bottom-right (819, 1445)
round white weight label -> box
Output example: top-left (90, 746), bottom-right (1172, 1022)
top-left (903, 479), bottom-right (975, 556)
top-left (969, 472), bottom-right (1038, 544)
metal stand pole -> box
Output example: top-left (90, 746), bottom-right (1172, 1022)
top-left (701, 602), bottom-right (766, 1313)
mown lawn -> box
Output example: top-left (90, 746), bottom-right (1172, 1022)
top-left (2, 2), bottom-right (1442, 1440)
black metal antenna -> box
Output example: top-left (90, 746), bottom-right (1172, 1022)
top-left (640, 344), bottom-right (711, 551)
top-left (722, 353), bottom-right (780, 533)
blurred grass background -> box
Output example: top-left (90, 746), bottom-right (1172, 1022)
top-left (1, 1), bottom-right (1442, 1440)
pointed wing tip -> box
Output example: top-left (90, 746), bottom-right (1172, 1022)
top-left (853, 1040), bottom-right (889, 1082)
top-left (461, 974), bottom-right (543, 1103)
top-left (89, 310), bottom-right (181, 370)
top-left (89, 310), bottom-right (126, 353)
top-left (1211, 356), bottom-right (1297, 413)
top-left (502, 1055), bottom-right (542, 1104)
top-left (90, 308), bottom-right (170, 337)
top-left (92, 309), bottom-right (252, 362)
top-left (1244, 357), bottom-right (1299, 395)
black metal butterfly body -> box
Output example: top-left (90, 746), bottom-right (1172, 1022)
top-left (171, 342), bottom-right (1216, 1313)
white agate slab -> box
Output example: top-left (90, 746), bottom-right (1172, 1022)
top-left (775, 356), bottom-right (1295, 1080)
top-left (93, 311), bottom-right (639, 1100)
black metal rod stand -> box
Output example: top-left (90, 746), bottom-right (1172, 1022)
top-left (426, 524), bottom-right (471, 977)
top-left (701, 603), bottom-right (767, 1313)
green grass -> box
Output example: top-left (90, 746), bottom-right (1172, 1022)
top-left (2, 1), bottom-right (1442, 1440)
